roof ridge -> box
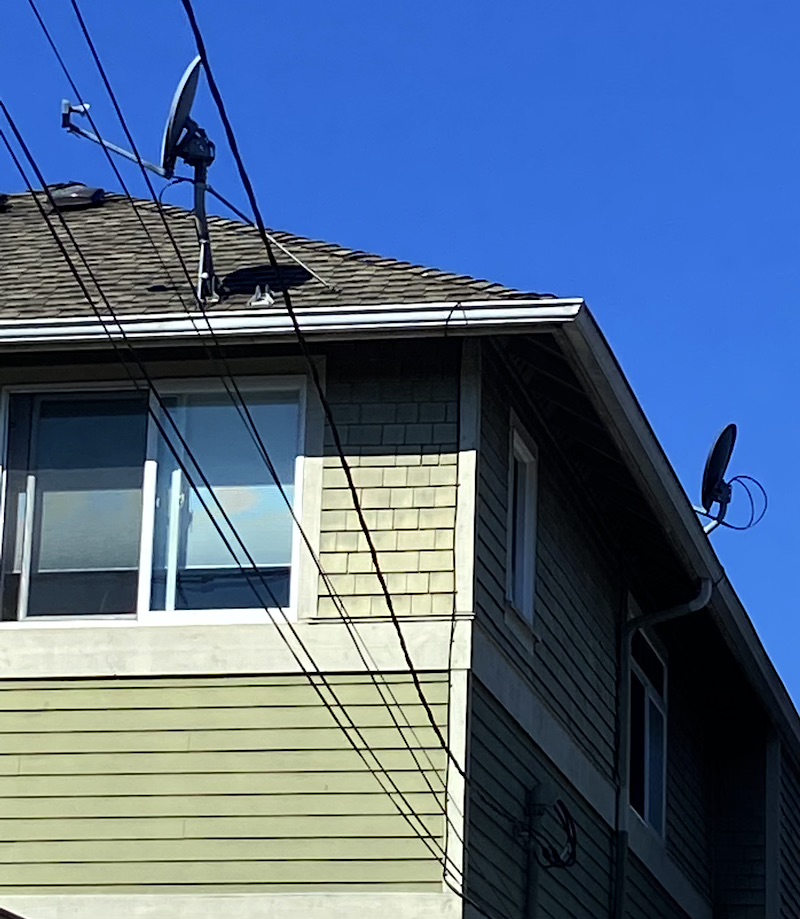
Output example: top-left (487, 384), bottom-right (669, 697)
top-left (129, 195), bottom-right (527, 296)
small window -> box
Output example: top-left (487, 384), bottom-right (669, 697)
top-left (506, 421), bottom-right (537, 623)
top-left (0, 382), bottom-right (303, 621)
top-left (629, 632), bottom-right (667, 835)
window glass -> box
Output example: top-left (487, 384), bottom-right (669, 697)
top-left (508, 429), bottom-right (536, 621)
top-left (150, 390), bottom-right (300, 611)
top-left (647, 700), bottom-right (665, 834)
top-left (629, 671), bottom-right (646, 818)
top-left (510, 454), bottom-right (524, 605)
top-left (1, 393), bottom-right (148, 617)
top-left (633, 631), bottom-right (665, 699)
top-left (629, 632), bottom-right (667, 836)
top-left (1, 384), bottom-right (303, 620)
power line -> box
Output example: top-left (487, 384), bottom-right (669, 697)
top-left (177, 0), bottom-right (461, 783)
top-left (13, 5), bottom-right (528, 903)
top-left (55, 0), bottom-right (461, 838)
top-left (0, 108), bottom-right (457, 879)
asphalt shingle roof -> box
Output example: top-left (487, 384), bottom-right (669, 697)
top-left (0, 191), bottom-right (546, 319)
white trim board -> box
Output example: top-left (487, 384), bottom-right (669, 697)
top-left (0, 617), bottom-right (473, 679)
top-left (0, 893), bottom-right (462, 919)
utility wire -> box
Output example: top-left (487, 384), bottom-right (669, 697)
top-left (19, 4), bottom-right (526, 902)
top-left (0, 110), bottom-right (457, 879)
top-left (25, 0), bottom-right (192, 317)
top-left (177, 0), bottom-right (461, 782)
top-left (57, 0), bottom-right (460, 833)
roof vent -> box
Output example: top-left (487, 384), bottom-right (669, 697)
top-left (49, 182), bottom-right (105, 210)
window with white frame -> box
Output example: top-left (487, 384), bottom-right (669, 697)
top-left (506, 420), bottom-right (537, 624)
top-left (0, 380), bottom-right (304, 621)
top-left (629, 631), bottom-right (667, 835)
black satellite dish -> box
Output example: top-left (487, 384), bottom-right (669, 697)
top-left (693, 423), bottom-right (767, 535)
top-left (701, 423), bottom-right (736, 514)
top-left (61, 57), bottom-right (218, 301)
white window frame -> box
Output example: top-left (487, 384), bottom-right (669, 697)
top-left (0, 375), bottom-right (307, 626)
top-left (630, 631), bottom-right (668, 838)
top-left (505, 413), bottom-right (538, 625)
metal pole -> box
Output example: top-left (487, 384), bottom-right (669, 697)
top-left (524, 786), bottom-right (542, 919)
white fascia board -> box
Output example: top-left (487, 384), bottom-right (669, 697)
top-left (0, 298), bottom-right (584, 346)
top-left (557, 309), bottom-right (800, 746)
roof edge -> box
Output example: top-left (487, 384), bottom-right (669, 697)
top-left (557, 309), bottom-right (800, 749)
top-left (0, 298), bottom-right (584, 347)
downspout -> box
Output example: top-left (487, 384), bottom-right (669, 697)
top-left (612, 577), bottom-right (714, 919)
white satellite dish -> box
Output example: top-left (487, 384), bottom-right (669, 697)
top-left (161, 56), bottom-right (202, 179)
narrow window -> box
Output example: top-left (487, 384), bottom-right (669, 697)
top-left (629, 631), bottom-right (667, 835)
top-left (506, 423), bottom-right (537, 623)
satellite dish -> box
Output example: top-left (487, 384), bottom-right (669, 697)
top-left (161, 56), bottom-right (202, 180)
top-left (694, 423), bottom-right (766, 535)
top-left (701, 423), bottom-right (737, 513)
top-left (61, 56), bottom-right (219, 302)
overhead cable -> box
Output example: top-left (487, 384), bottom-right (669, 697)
top-left (177, 0), bottom-right (458, 780)
top-left (0, 108), bottom-right (457, 879)
top-left (55, 0), bottom-right (459, 832)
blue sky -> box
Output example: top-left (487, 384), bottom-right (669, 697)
top-left (3, 2), bottom-right (798, 698)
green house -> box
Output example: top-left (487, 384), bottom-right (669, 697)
top-left (0, 188), bottom-right (796, 919)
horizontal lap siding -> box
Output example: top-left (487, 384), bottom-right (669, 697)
top-left (467, 679), bottom-right (613, 919)
top-left (665, 671), bottom-right (712, 897)
top-left (627, 854), bottom-right (689, 919)
top-left (477, 349), bottom-right (617, 778)
top-left (0, 672), bottom-right (448, 894)
top-left (781, 751), bottom-right (800, 917)
top-left (318, 343), bottom-right (459, 618)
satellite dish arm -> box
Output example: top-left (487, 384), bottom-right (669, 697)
top-left (61, 101), bottom-right (167, 178)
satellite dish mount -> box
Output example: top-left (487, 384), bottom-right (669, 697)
top-left (61, 56), bottom-right (219, 302)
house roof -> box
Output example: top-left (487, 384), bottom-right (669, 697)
top-left (0, 190), bottom-right (547, 319)
top-left (2, 186), bottom-right (798, 755)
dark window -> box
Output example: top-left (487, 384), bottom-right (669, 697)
top-left (629, 632), bottom-right (667, 834)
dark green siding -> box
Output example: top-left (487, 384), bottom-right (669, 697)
top-left (467, 678), bottom-right (613, 919)
top-left (780, 750), bottom-right (800, 917)
top-left (476, 346), bottom-right (618, 780)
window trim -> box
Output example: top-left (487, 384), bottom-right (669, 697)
top-left (0, 375), bottom-right (308, 626)
top-left (505, 412), bottom-right (538, 625)
top-left (629, 630), bottom-right (668, 838)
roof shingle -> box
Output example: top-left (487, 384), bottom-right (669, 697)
top-left (0, 192), bottom-right (547, 319)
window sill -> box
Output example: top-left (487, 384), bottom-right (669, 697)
top-left (629, 805), bottom-right (666, 845)
top-left (0, 608), bottom-right (294, 628)
top-left (503, 601), bottom-right (541, 655)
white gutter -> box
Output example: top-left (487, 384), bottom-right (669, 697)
top-left (0, 298), bottom-right (584, 346)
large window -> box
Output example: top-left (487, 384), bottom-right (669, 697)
top-left (629, 631), bottom-right (667, 835)
top-left (506, 420), bottom-right (537, 624)
top-left (0, 381), bottom-right (303, 621)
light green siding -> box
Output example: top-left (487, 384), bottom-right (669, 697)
top-left (0, 672), bottom-right (448, 894)
top-left (318, 342), bottom-right (459, 619)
